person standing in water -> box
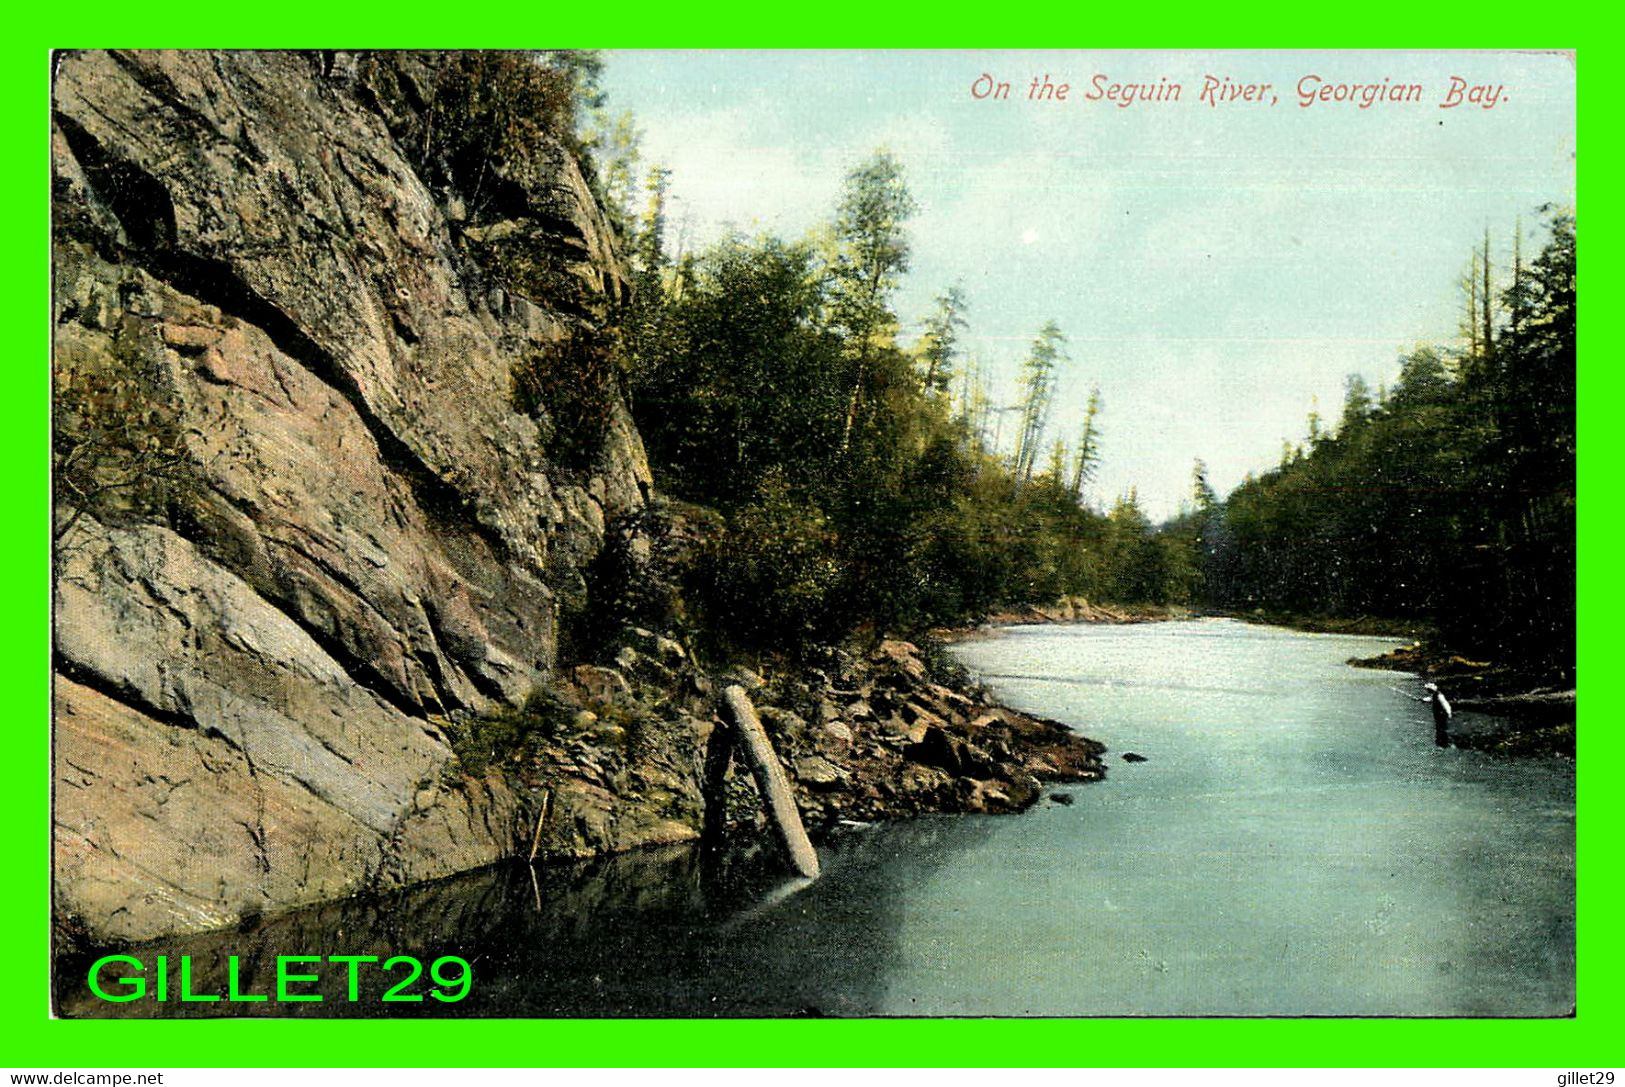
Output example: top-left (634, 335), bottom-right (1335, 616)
top-left (1424, 682), bottom-right (1453, 747)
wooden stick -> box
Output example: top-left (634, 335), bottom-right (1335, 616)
top-left (527, 788), bottom-right (552, 863)
top-left (720, 685), bottom-right (820, 879)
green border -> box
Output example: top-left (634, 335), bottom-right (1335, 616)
top-left (9, 8), bottom-right (1608, 1068)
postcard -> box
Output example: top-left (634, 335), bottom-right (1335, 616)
top-left (48, 48), bottom-right (1575, 1027)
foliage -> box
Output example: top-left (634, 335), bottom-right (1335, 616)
top-left (829, 151), bottom-right (918, 451)
top-left (1183, 213), bottom-right (1575, 674)
top-left (918, 286), bottom-right (968, 396)
top-left (693, 475), bottom-right (848, 647)
top-left (53, 338), bottom-right (196, 547)
top-left (616, 150), bottom-right (1195, 650)
top-left (509, 322), bottom-right (625, 470)
top-left (442, 687), bottom-right (578, 777)
top-left (608, 136), bottom-right (1570, 664)
top-left (1013, 321), bottom-right (1065, 482)
top-left (414, 52), bottom-right (582, 219)
top-left (632, 234), bottom-right (847, 506)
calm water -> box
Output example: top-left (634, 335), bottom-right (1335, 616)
top-left (61, 620), bottom-right (1574, 1018)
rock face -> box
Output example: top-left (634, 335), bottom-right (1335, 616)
top-left (50, 51), bottom-right (1112, 949)
top-left (51, 50), bottom-right (650, 942)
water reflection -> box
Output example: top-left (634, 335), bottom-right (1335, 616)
top-left (58, 816), bottom-right (1001, 1019)
top-left (57, 620), bottom-right (1575, 1018)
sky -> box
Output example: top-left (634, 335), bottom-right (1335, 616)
top-left (600, 50), bottom-right (1575, 521)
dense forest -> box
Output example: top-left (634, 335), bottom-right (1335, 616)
top-left (614, 151), bottom-right (1207, 648)
top-left (530, 53), bottom-right (1575, 674)
top-left (1164, 216), bottom-right (1576, 675)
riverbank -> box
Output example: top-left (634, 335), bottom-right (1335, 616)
top-left (483, 629), bottom-right (1107, 869)
top-left (934, 597), bottom-right (1187, 641)
top-left (1214, 608), bottom-right (1576, 759)
top-left (1348, 641), bottom-right (1575, 758)
top-left (956, 601), bottom-right (1410, 639)
top-left (1217, 608), bottom-right (1432, 639)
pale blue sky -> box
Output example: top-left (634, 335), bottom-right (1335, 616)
top-left (602, 49), bottom-right (1575, 520)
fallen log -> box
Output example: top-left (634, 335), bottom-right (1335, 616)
top-left (1455, 688), bottom-right (1577, 721)
top-left (720, 684), bottom-right (821, 879)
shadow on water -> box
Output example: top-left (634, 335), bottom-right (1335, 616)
top-left (56, 816), bottom-right (1002, 1019)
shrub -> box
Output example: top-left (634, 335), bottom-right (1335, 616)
top-left (53, 343), bottom-right (196, 545)
top-left (509, 323), bottom-right (623, 470)
top-left (441, 687), bottom-right (576, 777)
top-left (695, 476), bottom-right (848, 651)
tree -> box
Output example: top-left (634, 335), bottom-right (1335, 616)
top-left (1392, 346), bottom-right (1452, 407)
top-left (1045, 439), bottom-right (1069, 485)
top-left (582, 108), bottom-right (642, 240)
top-left (1014, 321), bottom-right (1065, 482)
top-left (1192, 213), bottom-right (1574, 675)
top-left (635, 163), bottom-right (672, 279)
top-left (1340, 374), bottom-right (1373, 435)
top-left (955, 354), bottom-right (990, 449)
top-left (1069, 385), bottom-right (1103, 501)
top-left (829, 150), bottom-right (917, 449)
top-left (542, 49), bottom-right (606, 115)
top-left (631, 234), bottom-right (847, 506)
top-left (1459, 247), bottom-right (1481, 358)
top-left (416, 52), bottom-right (581, 220)
top-left (1191, 458), bottom-right (1217, 512)
top-left (1490, 210), bottom-right (1575, 667)
top-left (918, 285), bottom-right (968, 396)
top-left (1101, 490), bottom-right (1162, 603)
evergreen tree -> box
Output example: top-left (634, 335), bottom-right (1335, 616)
top-left (1070, 385), bottom-right (1102, 501)
top-left (919, 285), bottom-right (968, 396)
top-left (1014, 321), bottom-right (1065, 482)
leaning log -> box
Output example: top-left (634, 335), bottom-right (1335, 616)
top-left (720, 685), bottom-right (821, 879)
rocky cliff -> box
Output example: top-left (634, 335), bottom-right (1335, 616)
top-left (51, 51), bottom-right (1110, 950)
top-left (51, 50), bottom-right (652, 943)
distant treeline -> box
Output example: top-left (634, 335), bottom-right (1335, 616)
top-left (1164, 215), bottom-right (1575, 673)
top-left (616, 149), bottom-right (1190, 649)
top-left (552, 53), bottom-right (1573, 668)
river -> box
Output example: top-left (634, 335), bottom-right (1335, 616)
top-left (59, 619), bottom-right (1575, 1018)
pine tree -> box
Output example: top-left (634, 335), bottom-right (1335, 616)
top-left (1069, 385), bottom-right (1102, 500)
top-left (1340, 374), bottom-right (1373, 435)
top-left (1191, 458), bottom-right (1217, 512)
top-left (1014, 321), bottom-right (1065, 482)
top-left (919, 285), bottom-right (968, 396)
top-left (635, 163), bottom-right (672, 279)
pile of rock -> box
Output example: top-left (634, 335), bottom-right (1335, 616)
top-left (982, 596), bottom-right (1172, 626)
top-left (743, 638), bottom-right (1105, 827)
top-left (490, 632), bottom-right (1107, 862)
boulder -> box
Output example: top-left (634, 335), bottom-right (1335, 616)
top-left (793, 755), bottom-right (844, 789)
top-left (872, 639), bottom-right (929, 684)
top-left (818, 722), bottom-right (855, 753)
top-left (757, 706), bottom-right (809, 743)
top-left (572, 665), bottom-right (632, 705)
top-left (904, 726), bottom-right (965, 776)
